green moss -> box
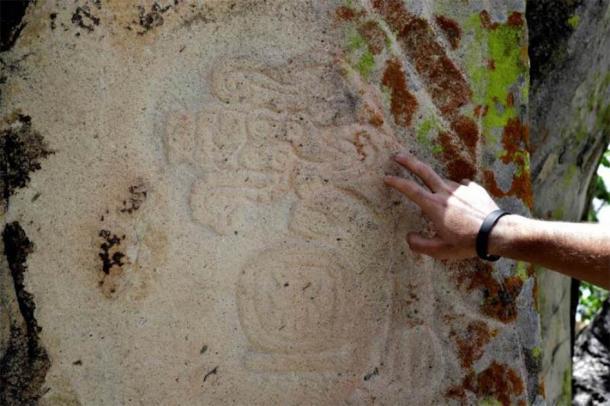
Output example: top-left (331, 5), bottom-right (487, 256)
top-left (357, 49), bottom-right (375, 79)
top-left (432, 144), bottom-right (444, 155)
top-left (562, 165), bottom-right (578, 186)
top-left (479, 398), bottom-right (502, 406)
top-left (560, 367), bottom-right (572, 403)
top-left (464, 13), bottom-right (528, 142)
top-left (416, 118), bottom-right (436, 146)
top-left (567, 15), bottom-right (581, 29)
top-left (575, 123), bottom-right (588, 141)
top-left (347, 30), bottom-right (366, 52)
top-left (531, 346), bottom-right (543, 361)
top-left (344, 29), bottom-right (377, 80)
top-left (597, 103), bottom-right (610, 130)
top-left (515, 261), bottom-right (529, 281)
top-left (552, 207), bottom-right (565, 220)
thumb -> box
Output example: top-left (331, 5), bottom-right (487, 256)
top-left (406, 232), bottom-right (449, 257)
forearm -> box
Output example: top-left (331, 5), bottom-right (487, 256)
top-left (489, 215), bottom-right (610, 289)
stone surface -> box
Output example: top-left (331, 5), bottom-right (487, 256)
top-left (1, 1), bottom-right (544, 404)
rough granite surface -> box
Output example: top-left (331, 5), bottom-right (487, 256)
top-left (0, 1), bottom-right (544, 404)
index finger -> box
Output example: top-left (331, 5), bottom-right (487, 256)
top-left (383, 175), bottom-right (434, 211)
top-left (393, 152), bottom-right (446, 192)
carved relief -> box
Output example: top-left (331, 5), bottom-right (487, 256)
top-left (236, 244), bottom-right (352, 370)
top-left (159, 52), bottom-right (445, 383)
top-left (163, 55), bottom-right (399, 235)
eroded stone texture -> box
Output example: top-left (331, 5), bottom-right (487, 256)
top-left (1, 1), bottom-right (542, 404)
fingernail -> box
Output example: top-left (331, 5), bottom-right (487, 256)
top-left (394, 152), bottom-right (412, 160)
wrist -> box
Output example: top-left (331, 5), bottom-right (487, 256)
top-left (487, 214), bottom-right (530, 258)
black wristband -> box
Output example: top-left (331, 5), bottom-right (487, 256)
top-left (476, 209), bottom-right (511, 262)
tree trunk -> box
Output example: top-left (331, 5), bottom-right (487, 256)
top-left (528, 1), bottom-right (610, 404)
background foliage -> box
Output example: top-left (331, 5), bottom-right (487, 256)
top-left (579, 149), bottom-right (610, 324)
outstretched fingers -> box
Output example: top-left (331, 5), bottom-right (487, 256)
top-left (406, 232), bottom-right (450, 258)
top-left (384, 175), bottom-right (434, 210)
top-left (393, 153), bottom-right (446, 192)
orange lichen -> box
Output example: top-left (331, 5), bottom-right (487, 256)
top-left (372, 0), bottom-right (480, 181)
top-left (373, 0), bottom-right (471, 116)
top-left (538, 377), bottom-right (546, 398)
top-left (435, 15), bottom-right (462, 49)
top-left (335, 6), bottom-right (364, 21)
top-left (456, 261), bottom-right (523, 323)
top-left (368, 111), bottom-right (384, 127)
top-left (483, 170), bottom-right (532, 209)
top-left (501, 118), bottom-right (530, 160)
top-left (474, 105), bottom-right (489, 118)
top-left (446, 361), bottom-right (525, 405)
top-left (507, 11), bottom-right (525, 27)
top-left (382, 58), bottom-right (418, 127)
top-left (528, 263), bottom-right (540, 311)
top-left (479, 10), bottom-right (499, 29)
top-left (483, 118), bottom-right (533, 208)
top-left (438, 132), bottom-right (477, 181)
top-left (452, 321), bottom-right (498, 368)
top-left (451, 115), bottom-right (479, 154)
top-left (358, 20), bottom-right (387, 55)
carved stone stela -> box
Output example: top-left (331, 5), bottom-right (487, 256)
top-left (0, 0), bottom-right (540, 404)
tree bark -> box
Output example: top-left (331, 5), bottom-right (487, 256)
top-left (528, 0), bottom-right (610, 404)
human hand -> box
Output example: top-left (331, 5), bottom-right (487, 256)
top-left (384, 152), bottom-right (501, 260)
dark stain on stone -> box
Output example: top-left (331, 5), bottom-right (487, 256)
top-left (98, 229), bottom-right (124, 275)
top-left (435, 15), bottom-right (461, 49)
top-left (0, 0), bottom-right (32, 52)
top-left (49, 13), bottom-right (57, 30)
top-left (71, 6), bottom-right (100, 32)
top-left (203, 366), bottom-right (218, 382)
top-left (137, 3), bottom-right (172, 35)
top-left (363, 366), bottom-right (379, 381)
top-left (120, 182), bottom-right (147, 214)
top-left (0, 114), bottom-right (53, 202)
top-left (1, 222), bottom-right (51, 405)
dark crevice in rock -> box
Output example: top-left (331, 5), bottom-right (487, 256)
top-left (0, 0), bottom-right (33, 52)
top-left (526, 0), bottom-right (583, 88)
top-left (1, 222), bottom-right (50, 405)
top-left (0, 114), bottom-right (52, 202)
